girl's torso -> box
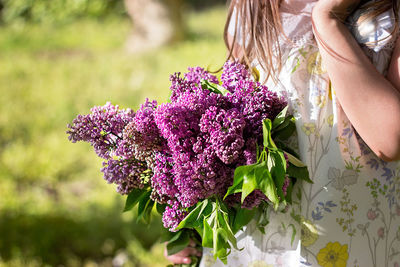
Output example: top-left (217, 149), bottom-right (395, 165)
top-left (201, 2), bottom-right (400, 266)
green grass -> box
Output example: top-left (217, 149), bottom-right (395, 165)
top-left (0, 6), bottom-right (227, 266)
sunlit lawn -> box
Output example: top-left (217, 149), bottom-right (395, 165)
top-left (0, 6), bottom-right (227, 266)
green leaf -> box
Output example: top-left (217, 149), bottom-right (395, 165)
top-left (272, 116), bottom-right (296, 140)
top-left (166, 230), bottom-right (183, 245)
top-left (272, 106), bottom-right (289, 129)
top-left (187, 256), bottom-right (200, 267)
top-left (136, 191), bottom-right (151, 217)
top-left (268, 150), bottom-right (287, 202)
top-left (143, 200), bottom-right (155, 223)
top-left (262, 119), bottom-right (277, 149)
top-left (166, 230), bottom-right (190, 256)
top-left (136, 193), bottom-right (154, 224)
top-left (225, 164), bottom-right (259, 201)
top-left (284, 179), bottom-right (294, 204)
top-left (290, 210), bottom-right (302, 223)
top-left (217, 212), bottom-right (238, 250)
top-left (194, 226), bottom-right (203, 237)
top-left (288, 224), bottom-right (297, 246)
top-left (254, 161), bottom-right (279, 210)
top-left (285, 152), bottom-right (306, 167)
top-left (202, 217), bottom-right (213, 248)
top-left (224, 166), bottom-right (248, 199)
top-left (201, 80), bottom-right (230, 96)
top-left (156, 203), bottom-right (167, 215)
top-left (254, 203), bottom-right (270, 232)
top-left (274, 141), bottom-right (300, 158)
top-left (213, 228), bottom-right (229, 264)
top-left (241, 166), bottom-right (258, 203)
top-left (197, 199), bottom-right (213, 221)
top-left (177, 202), bottom-right (205, 230)
top-left (207, 204), bottom-right (218, 223)
top-left (159, 227), bottom-right (176, 243)
top-left (232, 207), bottom-right (256, 234)
top-left (123, 188), bottom-right (148, 212)
top-left (296, 187), bottom-right (302, 201)
top-left (287, 164), bottom-right (313, 184)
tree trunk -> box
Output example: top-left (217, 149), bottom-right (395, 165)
top-left (124, 0), bottom-right (185, 53)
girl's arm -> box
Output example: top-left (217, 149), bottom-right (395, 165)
top-left (312, 0), bottom-right (400, 161)
top-left (387, 35), bottom-right (400, 92)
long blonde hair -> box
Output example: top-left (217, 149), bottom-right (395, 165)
top-left (224, 0), bottom-right (399, 80)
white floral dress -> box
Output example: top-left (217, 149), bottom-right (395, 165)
top-left (200, 0), bottom-right (400, 266)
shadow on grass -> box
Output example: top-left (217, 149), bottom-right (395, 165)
top-left (0, 203), bottom-right (163, 265)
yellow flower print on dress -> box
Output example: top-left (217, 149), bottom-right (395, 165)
top-left (247, 260), bottom-right (274, 267)
top-left (314, 95), bottom-right (326, 108)
top-left (316, 242), bottom-right (349, 267)
top-left (327, 115), bottom-right (334, 127)
top-left (307, 52), bottom-right (327, 75)
top-left (301, 218), bottom-right (319, 247)
top-left (301, 123), bottom-right (316, 136)
top-left (202, 254), bottom-right (217, 267)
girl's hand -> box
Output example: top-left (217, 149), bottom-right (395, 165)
top-left (313, 0), bottom-right (361, 21)
top-left (164, 240), bottom-right (202, 265)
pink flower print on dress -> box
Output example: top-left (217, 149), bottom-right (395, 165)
top-left (377, 227), bottom-right (385, 238)
top-left (367, 209), bottom-right (378, 220)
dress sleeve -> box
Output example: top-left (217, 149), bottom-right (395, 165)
top-left (347, 2), bottom-right (398, 52)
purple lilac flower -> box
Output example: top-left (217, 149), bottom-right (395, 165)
top-left (200, 107), bottom-right (246, 164)
top-left (101, 158), bottom-right (147, 195)
top-left (68, 61), bottom-right (289, 231)
top-left (171, 152), bottom-right (234, 208)
top-left (134, 99), bottom-right (158, 133)
top-left (162, 200), bottom-right (187, 231)
top-left (67, 102), bottom-right (134, 159)
top-left (173, 159), bottom-right (206, 207)
top-left (170, 67), bottom-right (218, 103)
top-left (221, 60), bottom-right (250, 92)
top-left (226, 79), bottom-right (256, 109)
top-left (284, 153), bottom-right (290, 169)
top-left (282, 176), bottom-right (290, 196)
top-left (242, 138), bottom-right (258, 165)
top-left (122, 99), bottom-right (165, 167)
top-left (240, 83), bottom-right (287, 138)
top-left (174, 88), bottom-right (220, 116)
top-left (184, 66), bottom-right (219, 85)
top-left (169, 73), bottom-right (196, 103)
top-left (154, 103), bottom-right (199, 154)
top-left (151, 152), bottom-right (178, 202)
top-left (225, 190), bottom-right (268, 210)
top-left (242, 190), bottom-right (269, 209)
top-left (196, 143), bottom-right (235, 197)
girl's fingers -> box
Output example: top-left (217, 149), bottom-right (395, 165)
top-left (179, 247), bottom-right (202, 257)
top-left (167, 255), bottom-right (192, 265)
top-left (188, 239), bottom-right (197, 247)
top-left (164, 246), bottom-right (202, 264)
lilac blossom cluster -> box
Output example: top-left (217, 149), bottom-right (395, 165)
top-left (67, 102), bottom-right (149, 194)
top-left (67, 61), bottom-right (287, 231)
top-left (67, 102), bottom-right (135, 159)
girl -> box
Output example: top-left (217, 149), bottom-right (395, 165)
top-left (166, 0), bottom-right (400, 266)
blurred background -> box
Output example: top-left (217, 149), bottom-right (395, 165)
top-left (0, 0), bottom-right (227, 266)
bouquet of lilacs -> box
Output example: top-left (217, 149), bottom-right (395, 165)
top-left (67, 61), bottom-right (311, 265)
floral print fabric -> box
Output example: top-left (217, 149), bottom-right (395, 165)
top-left (200, 2), bottom-right (400, 267)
